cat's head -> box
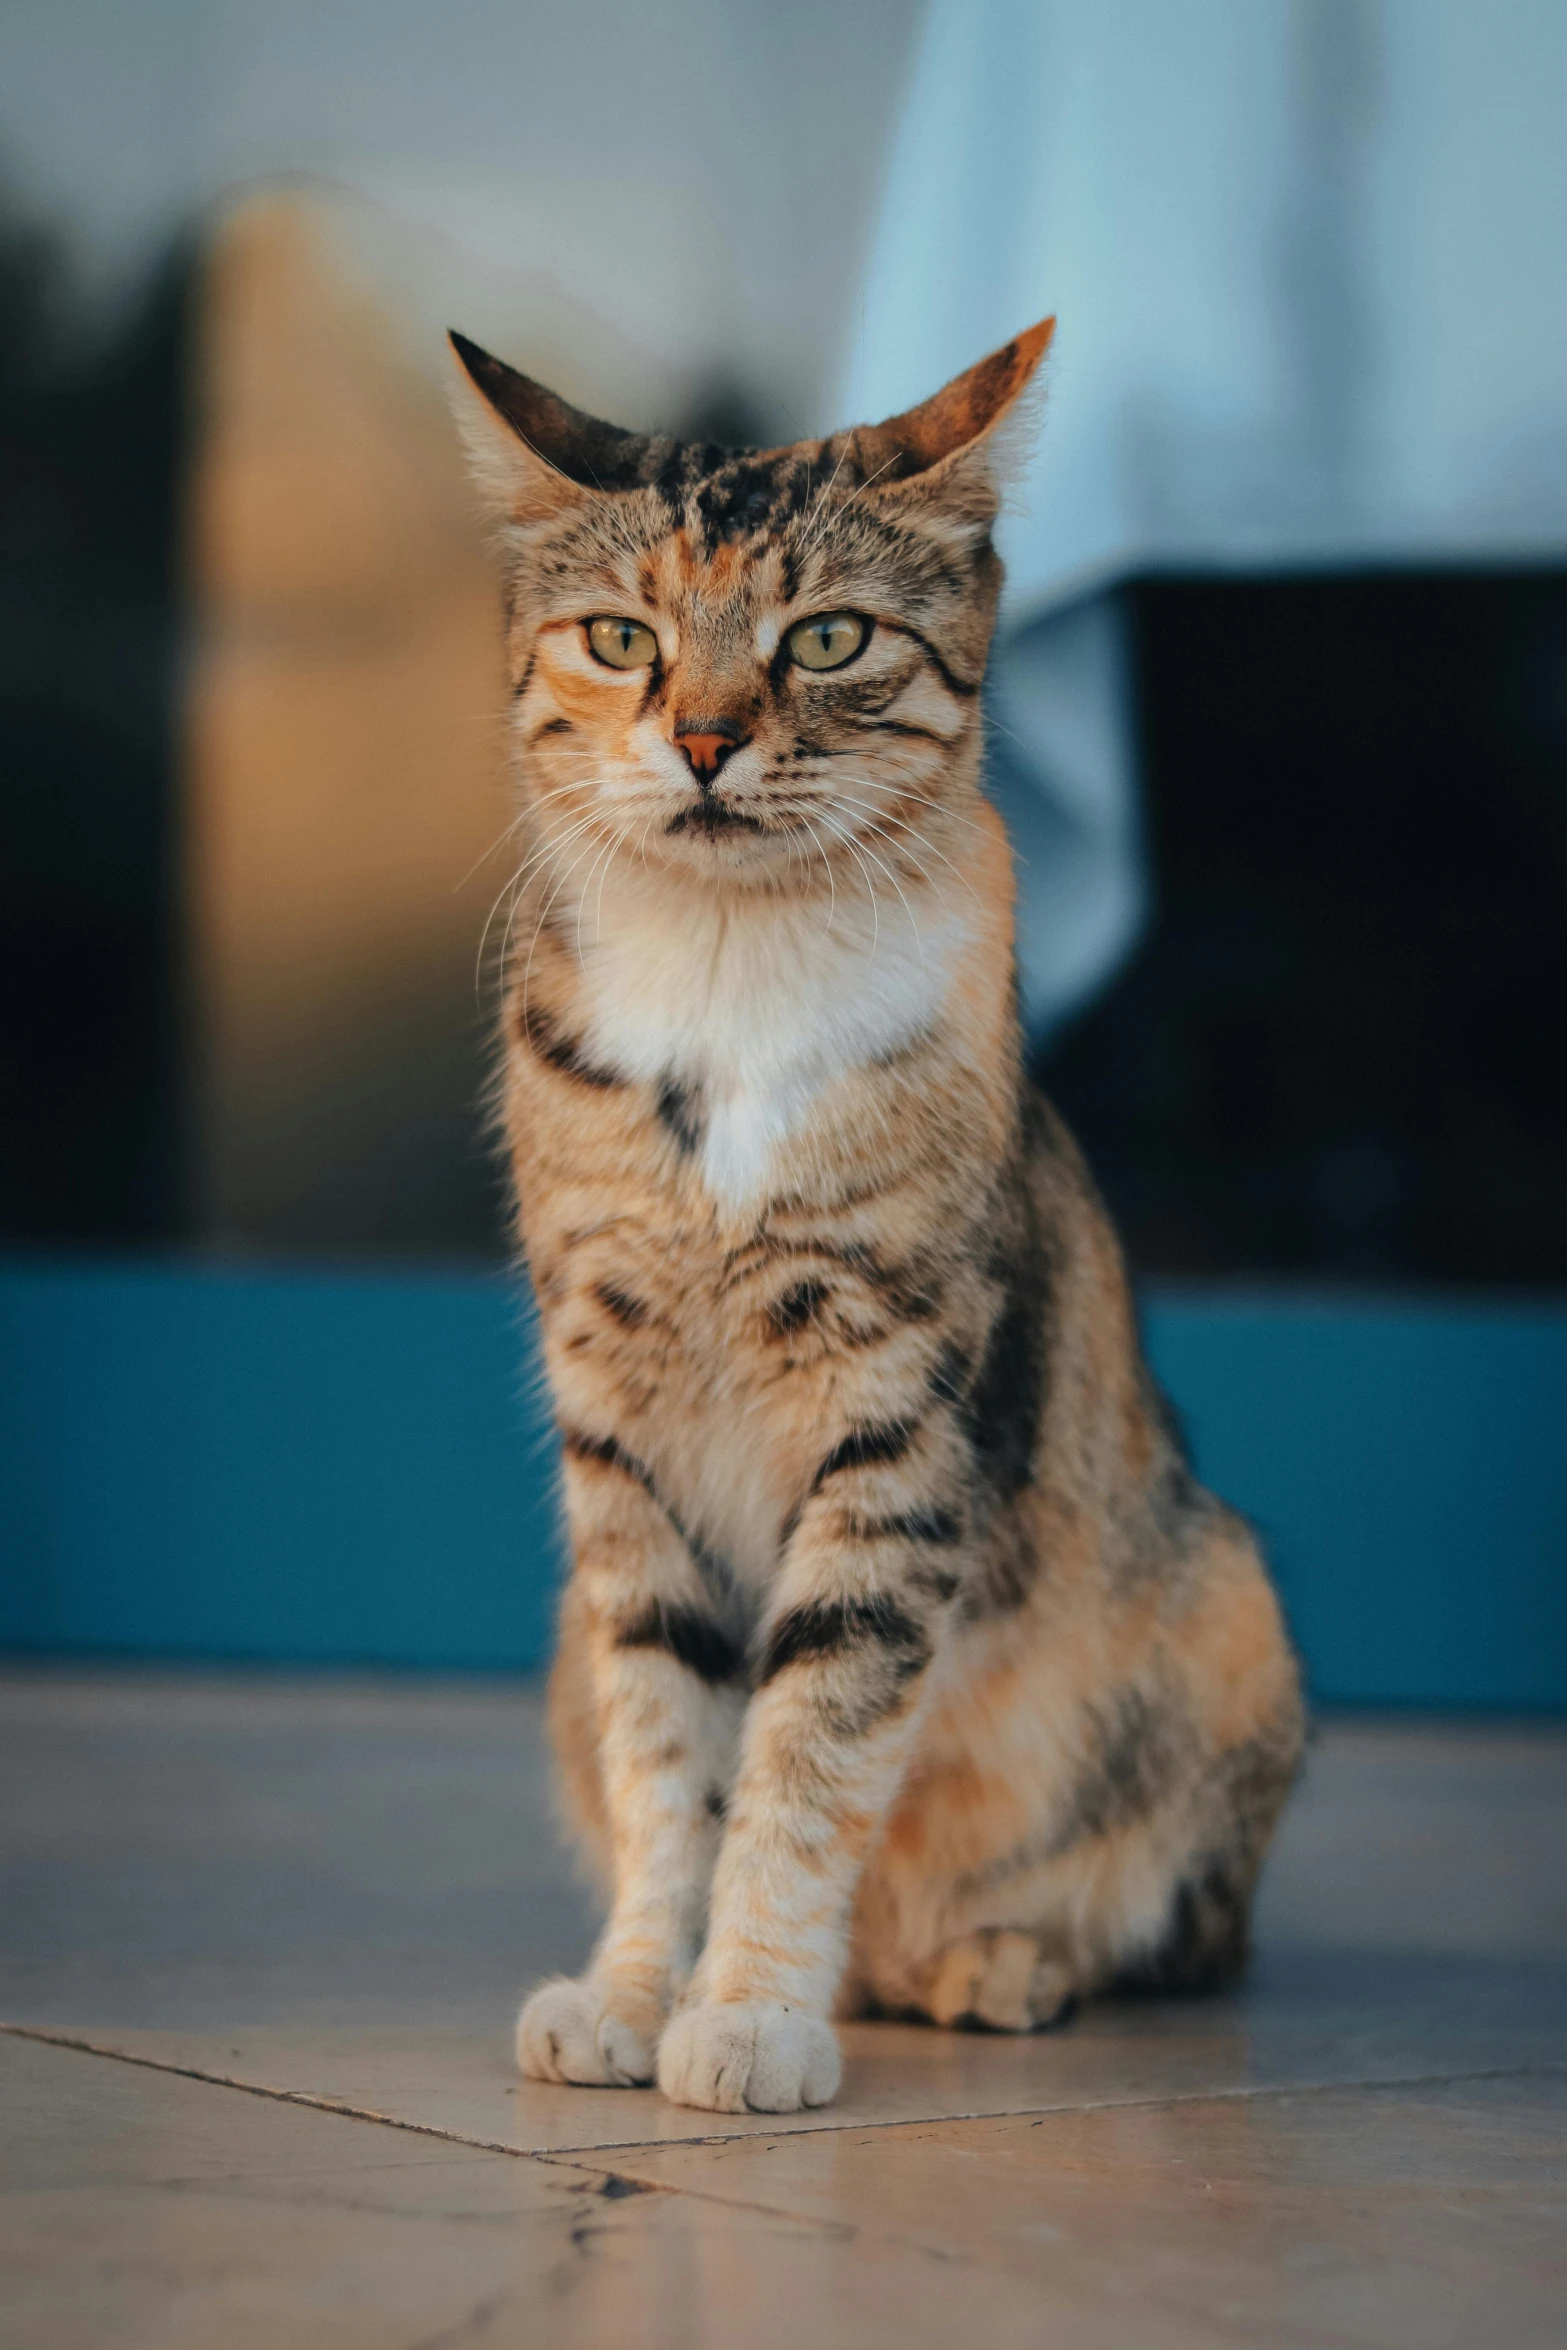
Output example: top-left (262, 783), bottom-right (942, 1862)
top-left (451, 320), bottom-right (1052, 900)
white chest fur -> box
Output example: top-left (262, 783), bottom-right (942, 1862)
top-left (575, 871), bottom-right (967, 1209)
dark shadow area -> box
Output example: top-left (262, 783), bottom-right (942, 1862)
top-left (0, 206), bottom-right (193, 1247)
top-left (1044, 572), bottom-right (1567, 1286)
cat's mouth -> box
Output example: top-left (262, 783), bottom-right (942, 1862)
top-left (665, 799), bottom-right (770, 839)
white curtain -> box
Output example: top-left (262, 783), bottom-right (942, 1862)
top-left (839, 0), bottom-right (1567, 1034)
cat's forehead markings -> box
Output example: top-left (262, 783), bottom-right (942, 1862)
top-left (703, 541), bottom-right (743, 588)
top-left (680, 451), bottom-right (820, 552)
top-left (670, 529), bottom-right (707, 587)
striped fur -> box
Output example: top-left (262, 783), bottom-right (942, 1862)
top-left (452, 322), bottom-right (1303, 2113)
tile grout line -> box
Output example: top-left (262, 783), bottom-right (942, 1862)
top-left (529, 2053), bottom-right (1567, 2161)
top-left (0, 2024), bottom-right (548, 2164)
top-left (4, 2020), bottom-right (1563, 2164)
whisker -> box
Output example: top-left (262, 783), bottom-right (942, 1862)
top-left (825, 450), bottom-right (900, 522)
top-left (830, 803), bottom-right (952, 907)
top-left (575, 832), bottom-right (618, 961)
top-left (798, 814), bottom-right (836, 934)
top-left (482, 812), bottom-right (603, 993)
top-left (793, 439), bottom-right (852, 564)
top-left (847, 780), bottom-right (993, 851)
top-left (837, 824), bottom-right (926, 969)
top-left (456, 812), bottom-right (527, 899)
top-left (490, 816), bottom-right (602, 942)
top-left (520, 831), bottom-right (611, 1026)
top-left (829, 788), bottom-right (982, 906)
top-left (465, 774), bottom-right (607, 911)
top-left (454, 774), bottom-right (599, 906)
top-left (796, 447), bottom-right (901, 567)
top-left (817, 813), bottom-right (880, 958)
top-left (792, 756), bottom-right (994, 843)
top-left (592, 818), bottom-right (633, 948)
top-left (981, 707), bottom-right (1038, 759)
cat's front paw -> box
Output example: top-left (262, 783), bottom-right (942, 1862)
top-left (657, 1999), bottom-right (841, 2114)
top-left (516, 1976), bottom-right (658, 2088)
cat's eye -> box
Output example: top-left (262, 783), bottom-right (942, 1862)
top-left (587, 616), bottom-right (658, 670)
top-left (787, 612), bottom-right (866, 671)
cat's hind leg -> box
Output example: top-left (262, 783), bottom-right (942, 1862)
top-left (921, 1929), bottom-right (1077, 2032)
top-left (895, 1793), bottom-right (1261, 2039)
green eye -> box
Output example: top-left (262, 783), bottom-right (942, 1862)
top-left (587, 616), bottom-right (658, 669)
top-left (787, 611), bottom-right (866, 671)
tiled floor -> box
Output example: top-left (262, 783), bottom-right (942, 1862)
top-left (2, 1673), bottom-right (1564, 2346)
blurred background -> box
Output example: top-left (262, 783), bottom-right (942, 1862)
top-left (1, 0), bottom-right (1563, 1704)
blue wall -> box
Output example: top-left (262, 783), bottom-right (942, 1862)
top-left (2, 1259), bottom-right (1563, 1708)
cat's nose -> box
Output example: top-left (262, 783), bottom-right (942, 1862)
top-left (674, 721), bottom-right (745, 778)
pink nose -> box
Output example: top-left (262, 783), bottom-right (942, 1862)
top-left (676, 730), bottom-right (740, 776)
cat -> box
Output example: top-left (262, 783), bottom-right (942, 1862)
top-left (451, 319), bottom-right (1303, 2116)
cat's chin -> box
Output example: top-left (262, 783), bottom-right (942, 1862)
top-left (645, 822), bottom-right (805, 888)
top-left (663, 803), bottom-right (772, 840)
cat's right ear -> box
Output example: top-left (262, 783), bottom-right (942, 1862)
top-left (447, 331), bottom-right (650, 525)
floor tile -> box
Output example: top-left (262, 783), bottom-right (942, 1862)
top-left (17, 1941), bottom-right (1567, 2156)
top-left (4, 1674), bottom-right (1565, 2154)
top-left (7, 1674), bottom-right (1567, 2344)
top-left (609, 2070), bottom-right (1567, 2350)
top-left (2, 2034), bottom-right (1240, 2350)
top-left (1255, 1720), bottom-right (1567, 1961)
top-left (0, 1670), bottom-right (593, 2032)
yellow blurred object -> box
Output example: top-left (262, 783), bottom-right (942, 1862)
top-left (185, 195), bottom-right (510, 1253)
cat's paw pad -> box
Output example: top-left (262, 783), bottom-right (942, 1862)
top-left (515, 1976), bottom-right (657, 2088)
top-left (656, 2000), bottom-right (841, 2113)
top-left (925, 1930), bottom-right (1077, 2032)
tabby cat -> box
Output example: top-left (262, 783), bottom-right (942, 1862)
top-left (451, 320), bottom-right (1303, 2115)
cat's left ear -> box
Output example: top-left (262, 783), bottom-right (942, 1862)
top-left (853, 318), bottom-right (1055, 536)
top-left (447, 330), bottom-right (657, 525)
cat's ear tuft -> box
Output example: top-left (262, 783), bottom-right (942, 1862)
top-left (447, 330), bottom-right (656, 524)
top-left (854, 318), bottom-right (1055, 534)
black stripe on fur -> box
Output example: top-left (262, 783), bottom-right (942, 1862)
top-left (852, 1507), bottom-right (962, 1546)
top-left (617, 1600), bottom-right (746, 1686)
top-left (810, 1420), bottom-right (917, 1492)
top-left (519, 1004), bottom-right (622, 1089)
top-left (562, 1428), bottom-right (656, 1492)
top-left (759, 1592), bottom-right (930, 1686)
top-left (656, 1075), bottom-right (705, 1157)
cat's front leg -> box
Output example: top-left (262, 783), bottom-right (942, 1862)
top-left (518, 1431), bottom-right (745, 2088)
top-left (658, 1413), bottom-right (967, 2114)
